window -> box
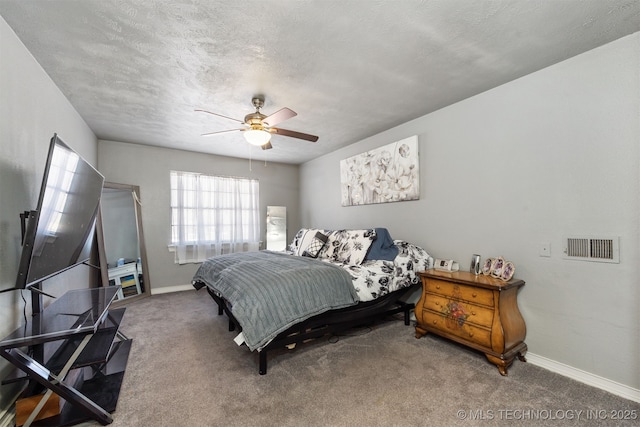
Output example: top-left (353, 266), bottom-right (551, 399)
top-left (169, 171), bottom-right (260, 264)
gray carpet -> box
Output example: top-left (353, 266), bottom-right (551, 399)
top-left (84, 290), bottom-right (638, 426)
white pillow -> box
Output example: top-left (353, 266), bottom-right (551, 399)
top-left (288, 228), bottom-right (309, 253)
top-left (325, 229), bottom-right (377, 265)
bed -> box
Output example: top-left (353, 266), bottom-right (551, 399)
top-left (192, 228), bottom-right (431, 374)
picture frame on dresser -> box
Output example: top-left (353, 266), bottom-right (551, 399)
top-left (490, 256), bottom-right (505, 278)
top-left (481, 258), bottom-right (493, 275)
top-left (501, 261), bottom-right (516, 281)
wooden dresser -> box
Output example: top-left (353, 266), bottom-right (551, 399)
top-left (415, 269), bottom-right (527, 375)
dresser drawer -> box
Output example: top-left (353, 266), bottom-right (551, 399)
top-left (423, 293), bottom-right (494, 328)
top-left (424, 279), bottom-right (494, 307)
top-left (421, 310), bottom-right (492, 348)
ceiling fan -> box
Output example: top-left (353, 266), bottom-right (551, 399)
top-left (196, 95), bottom-right (319, 150)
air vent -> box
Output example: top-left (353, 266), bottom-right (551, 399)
top-left (563, 236), bottom-right (619, 263)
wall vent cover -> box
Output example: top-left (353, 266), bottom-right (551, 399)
top-left (563, 236), bottom-right (619, 263)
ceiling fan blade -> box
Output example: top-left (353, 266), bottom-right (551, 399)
top-left (261, 141), bottom-right (273, 150)
top-left (263, 107), bottom-right (297, 127)
top-left (271, 128), bottom-right (319, 142)
top-left (201, 128), bottom-right (244, 137)
top-left (195, 109), bottom-right (245, 125)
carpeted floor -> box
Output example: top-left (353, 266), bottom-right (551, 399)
top-left (82, 290), bottom-right (638, 427)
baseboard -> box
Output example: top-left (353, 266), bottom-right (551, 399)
top-left (0, 379), bottom-right (25, 427)
top-left (0, 392), bottom-right (18, 427)
top-left (0, 408), bottom-right (13, 427)
top-left (527, 353), bottom-right (640, 403)
top-left (150, 284), bottom-right (193, 295)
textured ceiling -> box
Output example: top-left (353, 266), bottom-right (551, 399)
top-left (1, 0), bottom-right (639, 164)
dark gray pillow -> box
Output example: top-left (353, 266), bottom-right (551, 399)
top-left (364, 227), bottom-right (399, 261)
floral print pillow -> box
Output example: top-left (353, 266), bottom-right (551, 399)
top-left (321, 229), bottom-right (376, 265)
top-left (288, 228), bottom-right (308, 253)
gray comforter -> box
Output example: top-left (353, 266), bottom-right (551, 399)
top-left (192, 250), bottom-right (359, 351)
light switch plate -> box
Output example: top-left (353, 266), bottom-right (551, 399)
top-left (539, 242), bottom-right (551, 257)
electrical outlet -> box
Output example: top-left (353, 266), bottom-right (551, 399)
top-left (539, 243), bottom-right (551, 257)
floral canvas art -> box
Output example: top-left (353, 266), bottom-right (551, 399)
top-left (340, 136), bottom-right (419, 206)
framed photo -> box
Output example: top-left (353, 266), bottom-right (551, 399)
top-left (490, 256), bottom-right (505, 278)
top-left (501, 261), bottom-right (515, 281)
top-left (482, 258), bottom-right (494, 275)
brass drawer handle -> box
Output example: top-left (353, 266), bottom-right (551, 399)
top-left (472, 292), bottom-right (477, 298)
top-left (471, 311), bottom-right (476, 316)
top-left (435, 301), bottom-right (440, 306)
top-left (436, 285), bottom-right (441, 290)
top-left (433, 320), bottom-right (438, 325)
top-left (469, 332), bottom-right (474, 337)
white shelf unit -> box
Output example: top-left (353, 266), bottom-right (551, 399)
top-left (108, 263), bottom-right (141, 299)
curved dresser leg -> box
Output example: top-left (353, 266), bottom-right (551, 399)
top-left (517, 345), bottom-right (528, 362)
top-left (485, 354), bottom-right (510, 376)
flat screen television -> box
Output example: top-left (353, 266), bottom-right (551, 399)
top-left (14, 133), bottom-right (105, 291)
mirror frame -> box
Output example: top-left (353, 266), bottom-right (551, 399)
top-left (96, 182), bottom-right (151, 304)
top-left (266, 206), bottom-right (287, 251)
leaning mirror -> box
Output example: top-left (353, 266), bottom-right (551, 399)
top-left (96, 182), bottom-right (151, 303)
top-left (266, 206), bottom-right (287, 251)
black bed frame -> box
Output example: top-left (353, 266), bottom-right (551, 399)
top-left (193, 281), bottom-right (418, 374)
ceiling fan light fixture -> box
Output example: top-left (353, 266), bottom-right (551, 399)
top-left (244, 128), bottom-right (271, 146)
top-left (198, 96), bottom-right (318, 150)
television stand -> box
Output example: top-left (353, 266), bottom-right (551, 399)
top-left (0, 287), bottom-right (131, 426)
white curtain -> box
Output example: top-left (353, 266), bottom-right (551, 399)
top-left (170, 171), bottom-right (260, 264)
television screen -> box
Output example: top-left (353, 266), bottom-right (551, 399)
top-left (15, 134), bottom-right (105, 289)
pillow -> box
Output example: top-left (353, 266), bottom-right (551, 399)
top-left (330, 229), bottom-right (377, 265)
top-left (289, 228), bottom-right (309, 253)
top-left (291, 228), bottom-right (328, 256)
top-left (364, 228), bottom-right (399, 261)
top-left (317, 230), bottom-right (339, 260)
top-left (302, 232), bottom-right (329, 258)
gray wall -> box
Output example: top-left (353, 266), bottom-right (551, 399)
top-left (300, 33), bottom-right (640, 391)
top-left (97, 140), bottom-right (300, 291)
top-left (1, 11), bottom-right (638, 414)
top-left (0, 16), bottom-right (99, 413)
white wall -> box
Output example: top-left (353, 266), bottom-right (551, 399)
top-left (97, 140), bottom-right (301, 292)
top-left (301, 33), bottom-right (640, 393)
top-left (0, 16), bottom-right (99, 414)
